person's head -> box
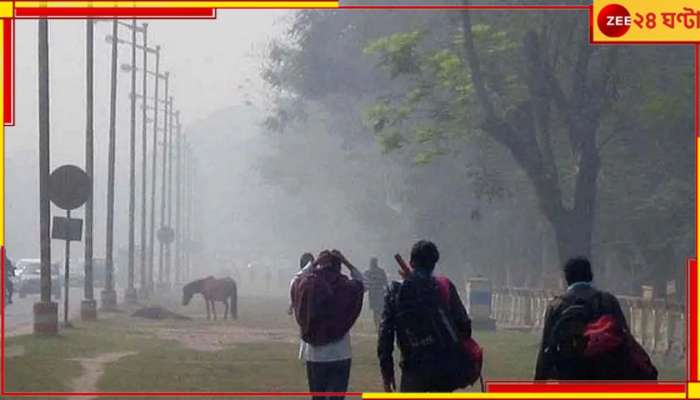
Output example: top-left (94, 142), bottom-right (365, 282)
top-left (563, 257), bottom-right (593, 286)
top-left (410, 240), bottom-right (440, 273)
top-left (370, 257), bottom-right (379, 269)
top-left (300, 252), bottom-right (314, 269)
top-left (317, 250), bottom-right (341, 272)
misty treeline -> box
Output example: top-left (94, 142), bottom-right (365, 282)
top-left (258, 10), bottom-right (692, 298)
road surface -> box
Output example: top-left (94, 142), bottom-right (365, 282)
top-left (4, 287), bottom-right (86, 336)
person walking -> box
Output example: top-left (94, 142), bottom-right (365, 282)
top-left (534, 257), bottom-right (657, 380)
top-left (291, 250), bottom-right (364, 400)
top-left (364, 257), bottom-right (388, 331)
top-left (378, 240), bottom-right (474, 392)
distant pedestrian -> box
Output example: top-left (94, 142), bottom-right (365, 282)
top-left (291, 250), bottom-right (364, 400)
top-left (364, 257), bottom-right (388, 331)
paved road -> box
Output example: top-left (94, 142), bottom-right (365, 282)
top-left (4, 287), bottom-right (86, 336)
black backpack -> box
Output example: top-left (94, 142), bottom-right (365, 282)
top-left (550, 294), bottom-right (600, 361)
top-left (392, 278), bottom-right (467, 388)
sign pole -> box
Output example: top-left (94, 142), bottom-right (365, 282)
top-left (63, 209), bottom-right (71, 326)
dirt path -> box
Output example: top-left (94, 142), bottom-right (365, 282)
top-left (68, 351), bottom-right (137, 399)
top-left (153, 325), bottom-right (299, 351)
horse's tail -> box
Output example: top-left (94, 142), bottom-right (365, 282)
top-left (230, 280), bottom-right (238, 320)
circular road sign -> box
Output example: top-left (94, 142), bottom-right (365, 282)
top-left (157, 226), bottom-right (175, 244)
top-left (49, 165), bottom-right (91, 210)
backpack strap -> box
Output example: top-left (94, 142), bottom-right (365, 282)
top-left (434, 276), bottom-right (451, 306)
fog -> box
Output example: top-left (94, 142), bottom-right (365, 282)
top-left (7, 12), bottom-right (287, 268)
top-left (5, 10), bottom-right (694, 299)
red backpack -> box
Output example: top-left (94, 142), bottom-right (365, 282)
top-left (434, 276), bottom-right (483, 387)
top-left (552, 293), bottom-right (657, 380)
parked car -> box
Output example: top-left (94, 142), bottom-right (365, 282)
top-left (16, 259), bottom-right (62, 299)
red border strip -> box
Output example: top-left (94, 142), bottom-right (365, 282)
top-left (15, 7), bottom-right (216, 18)
top-left (488, 382), bottom-right (686, 393)
top-left (3, 19), bottom-right (12, 126)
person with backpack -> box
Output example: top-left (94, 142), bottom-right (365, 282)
top-left (534, 257), bottom-right (657, 380)
top-left (364, 257), bottom-right (388, 331)
top-left (378, 240), bottom-right (478, 392)
top-left (290, 249), bottom-right (364, 400)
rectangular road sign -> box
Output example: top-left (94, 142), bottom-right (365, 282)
top-left (51, 216), bottom-right (83, 241)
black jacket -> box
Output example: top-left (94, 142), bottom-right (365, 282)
top-left (377, 274), bottom-right (472, 385)
top-left (534, 284), bottom-right (630, 380)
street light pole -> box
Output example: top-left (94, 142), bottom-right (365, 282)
top-left (125, 18), bottom-right (138, 304)
top-left (174, 112), bottom-right (182, 285)
top-left (148, 47), bottom-right (161, 293)
top-left (157, 90), bottom-right (170, 287)
top-left (81, 18), bottom-right (97, 321)
top-left (165, 106), bottom-right (175, 286)
top-left (101, 19), bottom-right (119, 311)
top-left (139, 23), bottom-right (149, 298)
top-left (184, 141), bottom-right (191, 281)
top-left (34, 17), bottom-right (58, 335)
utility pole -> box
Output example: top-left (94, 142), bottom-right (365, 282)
top-left (148, 46), bottom-right (161, 293)
top-left (184, 139), bottom-right (192, 281)
top-left (81, 18), bottom-right (97, 321)
top-left (157, 87), bottom-right (170, 287)
top-left (174, 112), bottom-right (182, 284)
top-left (110, 26), bottom-right (154, 297)
top-left (34, 17), bottom-right (58, 335)
top-left (124, 18), bottom-right (138, 304)
top-left (101, 19), bottom-right (119, 310)
top-left (165, 104), bottom-right (174, 286)
top-left (139, 23), bottom-right (149, 298)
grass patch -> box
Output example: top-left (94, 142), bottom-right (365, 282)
top-left (4, 296), bottom-right (686, 395)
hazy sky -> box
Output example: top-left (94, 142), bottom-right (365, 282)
top-left (6, 12), bottom-right (289, 259)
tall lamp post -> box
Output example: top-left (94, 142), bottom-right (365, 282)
top-left (111, 24), bottom-right (154, 299)
top-left (101, 20), bottom-right (119, 311)
top-left (165, 105), bottom-right (175, 286)
top-left (34, 17), bottom-right (58, 335)
top-left (174, 112), bottom-right (182, 285)
top-left (107, 21), bottom-right (149, 303)
top-left (157, 94), bottom-right (171, 287)
top-left (81, 18), bottom-right (98, 321)
top-left (121, 51), bottom-right (166, 294)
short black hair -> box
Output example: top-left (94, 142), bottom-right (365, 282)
top-left (563, 257), bottom-right (593, 285)
top-left (410, 240), bottom-right (440, 272)
top-left (300, 252), bottom-right (314, 269)
top-left (370, 257), bottom-right (378, 268)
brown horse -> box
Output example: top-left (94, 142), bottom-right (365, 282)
top-left (182, 276), bottom-right (238, 320)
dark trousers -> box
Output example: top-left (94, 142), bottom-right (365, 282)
top-left (400, 369), bottom-right (456, 393)
top-left (306, 359), bottom-right (351, 400)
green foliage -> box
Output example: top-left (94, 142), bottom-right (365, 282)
top-left (364, 31), bottom-right (423, 78)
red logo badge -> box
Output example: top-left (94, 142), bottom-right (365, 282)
top-left (598, 4), bottom-right (632, 37)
